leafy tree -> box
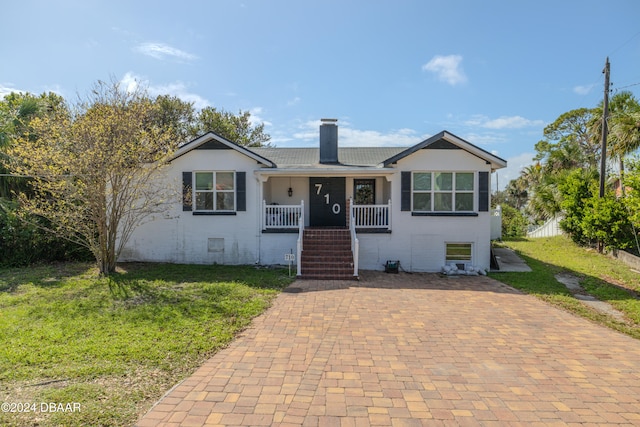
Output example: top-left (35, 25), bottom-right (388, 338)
top-left (537, 108), bottom-right (599, 170)
top-left (195, 107), bottom-right (271, 147)
top-left (558, 167), bottom-right (634, 252)
top-left (624, 158), bottom-right (640, 249)
top-left (601, 92), bottom-right (640, 194)
top-left (502, 176), bottom-right (528, 210)
top-left (581, 187), bottom-right (634, 251)
top-left (5, 80), bottom-right (177, 275)
top-left (499, 204), bottom-right (528, 238)
top-left (149, 94), bottom-right (197, 147)
top-left (524, 108), bottom-right (602, 223)
top-left (0, 92), bottom-right (67, 198)
top-left (146, 100), bottom-right (271, 148)
top-left (558, 168), bottom-right (598, 245)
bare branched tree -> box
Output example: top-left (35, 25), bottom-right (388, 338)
top-left (7, 79), bottom-right (178, 274)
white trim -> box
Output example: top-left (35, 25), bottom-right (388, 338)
top-left (441, 132), bottom-right (507, 170)
top-left (172, 132), bottom-right (275, 167)
top-left (411, 171), bottom-right (476, 213)
top-left (254, 168), bottom-right (396, 179)
top-left (193, 170), bottom-right (236, 213)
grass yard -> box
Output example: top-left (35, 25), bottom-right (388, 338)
top-left (492, 236), bottom-right (640, 339)
top-left (0, 262), bottom-right (294, 427)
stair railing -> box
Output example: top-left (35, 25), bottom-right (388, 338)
top-left (296, 200), bottom-right (304, 276)
top-left (349, 198), bottom-right (359, 278)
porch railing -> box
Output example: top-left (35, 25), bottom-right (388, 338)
top-left (263, 201), bottom-right (302, 229)
top-left (351, 199), bottom-right (392, 230)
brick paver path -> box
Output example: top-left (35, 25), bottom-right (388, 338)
top-left (137, 272), bottom-right (640, 426)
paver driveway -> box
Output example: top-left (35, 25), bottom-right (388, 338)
top-left (137, 272), bottom-right (640, 426)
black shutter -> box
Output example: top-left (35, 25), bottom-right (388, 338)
top-left (479, 171), bottom-right (489, 212)
top-left (236, 172), bottom-right (246, 212)
top-left (182, 171), bottom-right (192, 211)
top-left (401, 171), bottom-right (411, 212)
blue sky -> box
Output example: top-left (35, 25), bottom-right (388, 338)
top-left (2, 0), bottom-right (639, 187)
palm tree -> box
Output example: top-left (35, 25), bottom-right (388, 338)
top-left (590, 91), bottom-right (640, 195)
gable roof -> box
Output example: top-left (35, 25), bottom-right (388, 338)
top-left (171, 132), bottom-right (276, 167)
top-left (382, 131), bottom-right (507, 170)
top-left (171, 130), bottom-right (507, 171)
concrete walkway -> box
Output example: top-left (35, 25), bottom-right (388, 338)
top-left (492, 247), bottom-right (532, 272)
top-left (137, 272), bottom-right (640, 426)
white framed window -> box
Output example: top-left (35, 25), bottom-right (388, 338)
top-left (412, 172), bottom-right (474, 212)
top-left (194, 171), bottom-right (235, 212)
top-left (446, 242), bottom-right (473, 267)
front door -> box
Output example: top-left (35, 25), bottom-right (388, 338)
top-left (309, 177), bottom-right (346, 227)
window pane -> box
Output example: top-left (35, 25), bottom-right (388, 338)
top-left (413, 193), bottom-right (431, 211)
top-left (195, 173), bottom-right (213, 190)
top-left (413, 173), bottom-right (431, 191)
top-left (217, 192), bottom-right (235, 211)
top-left (434, 193), bottom-right (452, 211)
top-left (216, 172), bottom-right (234, 190)
top-left (446, 243), bottom-right (472, 262)
top-left (434, 173), bottom-right (452, 191)
top-left (355, 180), bottom-right (375, 204)
top-left (456, 173), bottom-right (474, 191)
top-left (195, 192), bottom-right (213, 210)
top-left (455, 193), bottom-right (474, 211)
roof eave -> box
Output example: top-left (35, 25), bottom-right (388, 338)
top-left (170, 132), bottom-right (276, 167)
top-left (382, 130), bottom-right (507, 170)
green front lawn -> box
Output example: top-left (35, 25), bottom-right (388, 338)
top-left (492, 236), bottom-right (640, 339)
top-left (0, 263), bottom-right (294, 427)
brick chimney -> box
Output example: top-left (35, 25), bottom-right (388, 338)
top-left (319, 118), bottom-right (338, 164)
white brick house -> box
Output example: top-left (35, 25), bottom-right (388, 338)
top-left (120, 119), bottom-right (506, 279)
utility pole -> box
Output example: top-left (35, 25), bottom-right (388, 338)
top-left (598, 57), bottom-right (610, 254)
top-left (599, 57), bottom-right (610, 198)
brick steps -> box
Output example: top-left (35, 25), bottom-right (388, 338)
top-left (300, 228), bottom-right (356, 280)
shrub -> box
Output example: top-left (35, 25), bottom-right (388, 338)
top-left (0, 200), bottom-right (92, 267)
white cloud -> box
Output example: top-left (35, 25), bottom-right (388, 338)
top-left (573, 84), bottom-right (595, 95)
top-left (134, 42), bottom-right (198, 61)
top-left (465, 114), bottom-right (544, 129)
top-left (119, 72), bottom-right (210, 110)
top-left (120, 72), bottom-right (140, 94)
top-left (287, 120), bottom-right (425, 147)
top-left (287, 97), bottom-right (301, 106)
top-left (0, 84), bottom-right (25, 98)
top-left (483, 116), bottom-right (544, 129)
top-left (462, 132), bottom-right (508, 146)
top-left (422, 54), bottom-right (467, 86)
top-left (248, 107), bottom-right (272, 127)
top-left (494, 152), bottom-right (535, 189)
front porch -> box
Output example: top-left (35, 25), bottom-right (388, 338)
top-left (262, 199), bottom-right (392, 232)
top-left (261, 198), bottom-right (391, 279)
top-left (258, 173), bottom-right (394, 279)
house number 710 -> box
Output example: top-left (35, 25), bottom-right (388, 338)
top-left (315, 183), bottom-right (340, 214)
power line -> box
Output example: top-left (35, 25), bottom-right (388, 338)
top-left (608, 30), bottom-right (640, 58)
top-left (613, 82), bottom-right (640, 92)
